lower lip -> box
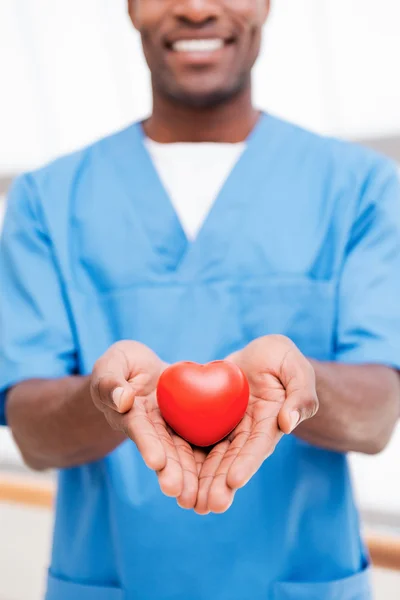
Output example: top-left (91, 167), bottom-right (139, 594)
top-left (167, 43), bottom-right (233, 66)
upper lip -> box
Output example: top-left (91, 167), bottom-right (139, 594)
top-left (165, 32), bottom-right (236, 48)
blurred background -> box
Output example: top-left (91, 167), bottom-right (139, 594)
top-left (0, 1), bottom-right (399, 599)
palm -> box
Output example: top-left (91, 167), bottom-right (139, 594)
top-left (232, 386), bottom-right (284, 450)
top-left (195, 370), bottom-right (285, 514)
top-left (126, 390), bottom-right (207, 508)
top-left (194, 335), bottom-right (318, 514)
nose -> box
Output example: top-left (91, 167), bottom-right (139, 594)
top-left (172, 0), bottom-right (222, 26)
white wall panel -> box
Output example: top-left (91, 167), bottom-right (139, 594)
top-left (1, 0), bottom-right (399, 173)
top-left (322, 0), bottom-right (400, 138)
top-left (0, 3), bottom-right (50, 171)
top-left (351, 428), bottom-right (400, 514)
top-left (254, 0), bottom-right (335, 134)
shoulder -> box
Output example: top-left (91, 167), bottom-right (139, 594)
top-left (268, 113), bottom-right (398, 186)
top-left (17, 122), bottom-right (139, 203)
top-left (4, 123), bottom-right (140, 233)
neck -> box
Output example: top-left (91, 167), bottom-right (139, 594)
top-left (143, 84), bottom-right (259, 143)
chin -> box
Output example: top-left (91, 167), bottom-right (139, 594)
top-left (163, 76), bottom-right (248, 109)
top-left (175, 89), bottom-right (235, 109)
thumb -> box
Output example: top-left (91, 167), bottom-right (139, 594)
top-left (111, 382), bottom-right (136, 414)
top-left (278, 390), bottom-right (319, 435)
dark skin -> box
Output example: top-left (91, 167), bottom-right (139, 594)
top-left (128, 0), bottom-right (269, 142)
top-left (6, 0), bottom-right (400, 515)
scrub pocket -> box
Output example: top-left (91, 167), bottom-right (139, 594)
top-left (272, 566), bottom-right (372, 600)
top-left (240, 276), bottom-right (336, 360)
top-left (45, 572), bottom-right (125, 600)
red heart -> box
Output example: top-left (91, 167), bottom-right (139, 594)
top-left (157, 361), bottom-right (250, 447)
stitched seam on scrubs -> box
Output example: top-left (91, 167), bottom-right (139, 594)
top-left (90, 275), bottom-right (335, 297)
top-left (25, 173), bottom-right (80, 370)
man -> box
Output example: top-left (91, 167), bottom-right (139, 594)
top-left (1, 1), bottom-right (400, 598)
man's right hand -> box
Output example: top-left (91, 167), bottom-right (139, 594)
top-left (90, 341), bottom-right (202, 509)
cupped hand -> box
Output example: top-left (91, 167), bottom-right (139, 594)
top-left (90, 341), bottom-right (206, 509)
top-left (194, 335), bottom-right (319, 515)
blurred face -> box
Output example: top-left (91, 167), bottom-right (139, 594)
top-left (129, 0), bottom-right (270, 108)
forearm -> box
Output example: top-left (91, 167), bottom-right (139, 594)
top-left (295, 362), bottom-right (400, 454)
top-left (6, 376), bottom-right (125, 471)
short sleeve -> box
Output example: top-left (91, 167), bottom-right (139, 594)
top-left (0, 175), bottom-right (77, 425)
top-left (336, 159), bottom-right (400, 368)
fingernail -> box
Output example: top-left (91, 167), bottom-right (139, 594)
top-left (290, 410), bottom-right (301, 432)
top-left (177, 499), bottom-right (190, 511)
top-left (112, 387), bottom-right (124, 410)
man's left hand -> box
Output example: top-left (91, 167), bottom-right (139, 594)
top-left (194, 335), bottom-right (319, 515)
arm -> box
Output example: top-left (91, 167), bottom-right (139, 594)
top-left (295, 362), bottom-right (400, 455)
top-left (0, 176), bottom-right (119, 470)
top-left (6, 376), bottom-right (125, 471)
top-left (291, 160), bottom-right (400, 455)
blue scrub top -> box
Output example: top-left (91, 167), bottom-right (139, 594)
top-left (1, 114), bottom-right (400, 600)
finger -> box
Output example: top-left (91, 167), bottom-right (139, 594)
top-left (278, 390), bottom-right (319, 434)
top-left (194, 439), bottom-right (231, 515)
top-left (91, 342), bottom-right (164, 414)
top-left (194, 448), bottom-right (208, 476)
top-left (118, 341), bottom-right (165, 396)
top-left (206, 433), bottom-right (250, 514)
top-left (91, 349), bottom-right (134, 414)
top-left (173, 437), bottom-right (199, 510)
top-left (227, 418), bottom-right (282, 491)
top-left (278, 359), bottom-right (319, 434)
top-left (125, 403), bottom-right (167, 473)
top-left (152, 418), bottom-right (184, 499)
top-left (112, 383), bottom-right (137, 414)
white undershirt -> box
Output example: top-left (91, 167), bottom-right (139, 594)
top-left (145, 138), bottom-right (246, 240)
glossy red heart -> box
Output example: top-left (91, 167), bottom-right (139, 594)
top-left (157, 361), bottom-right (250, 447)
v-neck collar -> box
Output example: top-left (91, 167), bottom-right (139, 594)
top-left (106, 112), bottom-right (281, 281)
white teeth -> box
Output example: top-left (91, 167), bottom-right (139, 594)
top-left (172, 39), bottom-right (224, 53)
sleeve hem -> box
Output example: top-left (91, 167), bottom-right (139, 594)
top-left (335, 345), bottom-right (400, 371)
